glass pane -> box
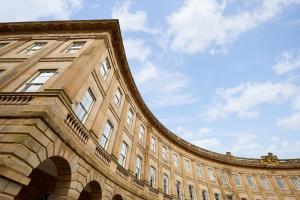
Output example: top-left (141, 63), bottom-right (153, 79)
top-left (24, 84), bottom-right (42, 92)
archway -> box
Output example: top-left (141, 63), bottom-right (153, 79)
top-left (112, 194), bottom-right (123, 200)
top-left (15, 156), bottom-right (71, 200)
top-left (78, 181), bottom-right (102, 200)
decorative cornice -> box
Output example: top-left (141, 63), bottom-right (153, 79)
top-left (40, 57), bottom-right (76, 62)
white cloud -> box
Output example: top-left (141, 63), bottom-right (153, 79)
top-left (112, 0), bottom-right (156, 33)
top-left (203, 82), bottom-right (296, 120)
top-left (278, 112), bottom-right (300, 130)
top-left (273, 50), bottom-right (300, 75)
top-left (167, 0), bottom-right (300, 54)
top-left (192, 138), bottom-right (220, 149)
top-left (0, 0), bottom-right (83, 22)
top-left (198, 127), bottom-right (212, 134)
top-left (124, 38), bottom-right (151, 62)
top-left (134, 62), bottom-right (198, 107)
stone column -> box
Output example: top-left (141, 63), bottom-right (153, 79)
top-left (0, 40), bottom-right (65, 90)
top-left (157, 137), bottom-right (163, 192)
top-left (202, 166), bottom-right (214, 200)
top-left (143, 125), bottom-right (152, 183)
top-left (179, 154), bottom-right (188, 200)
top-left (191, 160), bottom-right (201, 200)
top-left (49, 38), bottom-right (106, 100)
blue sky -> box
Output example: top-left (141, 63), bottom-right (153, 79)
top-left (1, 0), bottom-right (300, 158)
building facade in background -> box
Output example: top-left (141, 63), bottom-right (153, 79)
top-left (0, 20), bottom-right (299, 200)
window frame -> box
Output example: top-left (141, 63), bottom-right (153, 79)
top-left (162, 145), bottom-right (168, 161)
top-left (113, 87), bottom-right (123, 107)
top-left (126, 108), bottom-right (134, 127)
top-left (138, 124), bottom-right (145, 142)
top-left (135, 155), bottom-right (142, 179)
top-left (64, 41), bottom-right (86, 53)
top-left (75, 88), bottom-right (95, 123)
top-left (99, 120), bottom-right (114, 151)
top-left (150, 137), bottom-right (157, 153)
top-left (100, 57), bottom-right (111, 80)
top-left (149, 166), bottom-right (156, 188)
top-left (20, 42), bottom-right (47, 55)
top-left (118, 141), bottom-right (129, 167)
top-left (163, 174), bottom-right (169, 194)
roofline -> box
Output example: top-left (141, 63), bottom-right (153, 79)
top-left (1, 20), bottom-right (299, 169)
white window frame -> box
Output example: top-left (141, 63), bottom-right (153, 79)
top-left (150, 137), bottom-right (157, 153)
top-left (176, 180), bottom-right (182, 200)
top-left (114, 87), bottom-right (122, 107)
top-left (195, 164), bottom-right (202, 177)
top-left (221, 170), bottom-right (229, 186)
top-left (65, 41), bottom-right (85, 53)
top-left (118, 141), bottom-right (128, 167)
top-left (233, 174), bottom-right (241, 186)
top-left (126, 108), bottom-right (134, 126)
top-left (17, 70), bottom-right (56, 92)
top-left (99, 120), bottom-right (114, 150)
top-left (260, 176), bottom-right (271, 190)
top-left (246, 175), bottom-right (255, 187)
top-left (100, 58), bottom-right (111, 79)
top-left (149, 166), bottom-right (156, 188)
top-left (138, 124), bottom-right (145, 142)
top-left (275, 177), bottom-right (286, 189)
top-left (189, 185), bottom-right (194, 200)
top-left (162, 146), bottom-right (168, 161)
top-left (290, 176), bottom-right (300, 189)
top-left (163, 174), bottom-right (169, 194)
top-left (173, 153), bottom-right (179, 168)
top-left (135, 155), bottom-right (142, 179)
top-left (184, 160), bottom-right (191, 172)
top-left (21, 42), bottom-right (46, 54)
top-left (75, 88), bottom-right (95, 123)
top-left (201, 190), bottom-right (208, 200)
top-left (208, 168), bottom-right (216, 182)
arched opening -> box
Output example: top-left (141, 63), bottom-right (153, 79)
top-left (78, 181), bottom-right (102, 200)
top-left (15, 156), bottom-right (71, 200)
top-left (112, 194), bottom-right (123, 200)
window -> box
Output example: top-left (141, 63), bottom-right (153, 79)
top-left (220, 170), bottom-right (229, 186)
top-left (127, 108), bottom-right (134, 126)
top-left (21, 42), bottom-right (46, 54)
top-left (65, 41), bottom-right (85, 53)
top-left (135, 156), bottom-right (142, 179)
top-left (149, 166), bottom-right (156, 188)
top-left (113, 87), bottom-right (122, 107)
top-left (201, 189), bottom-right (208, 200)
top-left (118, 141), bottom-right (128, 167)
top-left (99, 121), bottom-right (114, 150)
top-left (75, 89), bottom-right (95, 122)
top-left (227, 194), bottom-right (233, 200)
top-left (17, 70), bottom-right (55, 92)
top-left (138, 125), bottom-right (145, 142)
top-left (208, 168), bottom-right (216, 182)
top-left (150, 137), bottom-right (156, 153)
top-left (214, 193), bottom-right (220, 200)
top-left (0, 69), bottom-right (4, 73)
top-left (100, 58), bottom-right (111, 79)
top-left (188, 185), bottom-right (194, 200)
top-left (233, 174), bottom-right (241, 186)
top-left (195, 164), bottom-right (202, 177)
top-left (173, 153), bottom-right (179, 168)
top-left (184, 160), bottom-right (191, 172)
top-left (246, 175), bottom-right (255, 187)
top-left (163, 174), bottom-right (169, 194)
top-left (176, 181), bottom-right (181, 200)
top-left (260, 176), bottom-right (271, 190)
top-left (0, 43), bottom-right (8, 48)
top-left (290, 176), bottom-right (300, 189)
top-left (275, 177), bottom-right (286, 189)
top-left (162, 146), bottom-right (168, 161)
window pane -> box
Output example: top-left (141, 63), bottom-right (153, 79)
top-left (20, 70), bottom-right (55, 92)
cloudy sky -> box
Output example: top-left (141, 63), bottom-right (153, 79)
top-left (1, 0), bottom-right (300, 158)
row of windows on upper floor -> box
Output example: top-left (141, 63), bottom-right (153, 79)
top-left (0, 41), bottom-right (86, 55)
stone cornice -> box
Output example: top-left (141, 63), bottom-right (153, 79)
top-left (1, 20), bottom-right (299, 169)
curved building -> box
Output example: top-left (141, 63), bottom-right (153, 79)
top-left (0, 20), bottom-right (299, 200)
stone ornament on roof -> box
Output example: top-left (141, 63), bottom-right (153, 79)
top-left (260, 153), bottom-right (279, 165)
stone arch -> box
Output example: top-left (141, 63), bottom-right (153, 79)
top-left (15, 156), bottom-right (71, 200)
top-left (112, 194), bottom-right (124, 200)
top-left (78, 180), bottom-right (102, 200)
